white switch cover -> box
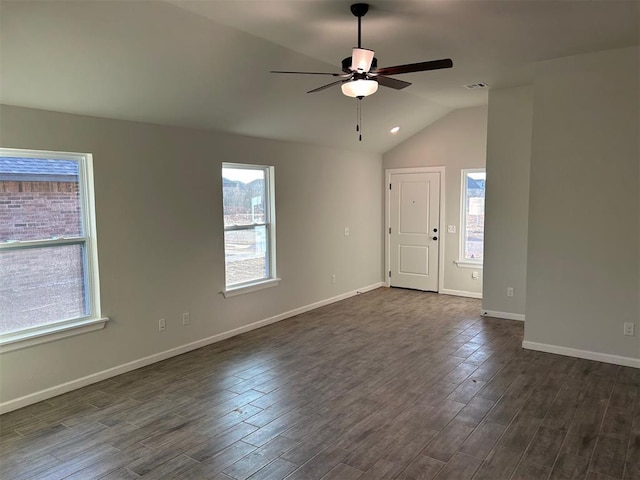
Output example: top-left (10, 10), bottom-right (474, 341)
top-left (447, 225), bottom-right (456, 234)
top-left (344, 227), bottom-right (350, 236)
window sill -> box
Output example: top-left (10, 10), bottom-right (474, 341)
top-left (222, 278), bottom-right (281, 298)
top-left (454, 260), bottom-right (484, 269)
top-left (0, 317), bottom-right (109, 353)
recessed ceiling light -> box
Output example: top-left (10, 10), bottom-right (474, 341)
top-left (390, 126), bottom-right (400, 134)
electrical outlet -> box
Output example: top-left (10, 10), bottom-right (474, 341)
top-left (158, 318), bottom-right (166, 331)
top-left (624, 322), bottom-right (635, 336)
top-left (331, 274), bottom-right (336, 284)
top-left (182, 312), bottom-right (190, 326)
top-left (471, 271), bottom-right (479, 280)
top-left (507, 287), bottom-right (514, 297)
top-left (344, 227), bottom-right (350, 236)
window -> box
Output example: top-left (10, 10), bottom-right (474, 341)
top-left (460, 169), bottom-right (486, 264)
top-left (0, 148), bottom-right (104, 351)
top-left (222, 163), bottom-right (277, 296)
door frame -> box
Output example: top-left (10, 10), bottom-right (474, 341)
top-left (385, 166), bottom-right (446, 291)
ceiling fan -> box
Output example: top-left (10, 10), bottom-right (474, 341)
top-left (271, 3), bottom-right (453, 99)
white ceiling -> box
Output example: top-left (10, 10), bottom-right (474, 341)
top-left (1, 1), bottom-right (638, 153)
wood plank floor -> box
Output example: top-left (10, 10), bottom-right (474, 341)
top-left (1, 288), bottom-right (639, 480)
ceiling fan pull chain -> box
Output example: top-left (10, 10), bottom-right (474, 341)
top-left (358, 98), bottom-right (363, 142)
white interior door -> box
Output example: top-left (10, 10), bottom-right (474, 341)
top-left (388, 171), bottom-right (441, 291)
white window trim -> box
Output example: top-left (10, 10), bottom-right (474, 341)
top-left (459, 168), bottom-right (485, 266)
top-left (0, 148), bottom-right (107, 353)
top-left (222, 277), bottom-right (281, 298)
top-left (0, 317), bottom-right (108, 353)
top-left (221, 163), bottom-right (277, 297)
top-left (454, 260), bottom-right (484, 269)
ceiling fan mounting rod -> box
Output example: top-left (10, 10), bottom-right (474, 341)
top-left (351, 3), bottom-right (369, 48)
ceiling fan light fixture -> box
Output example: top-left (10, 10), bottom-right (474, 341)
top-left (351, 48), bottom-right (375, 72)
top-left (341, 79), bottom-right (378, 98)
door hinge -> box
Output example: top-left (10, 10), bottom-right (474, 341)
top-left (389, 271), bottom-right (392, 277)
top-left (389, 183), bottom-right (392, 190)
top-left (389, 227), bottom-right (391, 234)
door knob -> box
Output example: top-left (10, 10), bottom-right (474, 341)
top-left (432, 236), bottom-right (438, 241)
top-left (433, 228), bottom-right (438, 233)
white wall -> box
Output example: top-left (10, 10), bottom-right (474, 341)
top-left (524, 47), bottom-right (639, 364)
top-left (382, 106), bottom-right (488, 297)
top-left (0, 105), bottom-right (383, 409)
top-left (482, 86), bottom-right (533, 320)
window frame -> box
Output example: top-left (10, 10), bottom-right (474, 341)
top-left (221, 162), bottom-right (279, 297)
top-left (0, 148), bottom-right (106, 352)
top-left (458, 168), bottom-right (486, 268)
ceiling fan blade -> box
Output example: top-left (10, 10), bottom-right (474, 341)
top-left (374, 58), bottom-right (453, 76)
top-left (271, 70), bottom-right (344, 77)
top-left (376, 75), bottom-right (411, 90)
top-left (307, 79), bottom-right (346, 94)
top-left (351, 48), bottom-right (375, 72)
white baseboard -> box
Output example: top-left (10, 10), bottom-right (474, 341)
top-left (481, 310), bottom-right (525, 321)
top-left (0, 282), bottom-right (385, 414)
top-left (439, 289), bottom-right (482, 299)
top-left (523, 340), bottom-right (640, 368)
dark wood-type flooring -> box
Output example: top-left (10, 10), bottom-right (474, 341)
top-left (1, 288), bottom-right (639, 480)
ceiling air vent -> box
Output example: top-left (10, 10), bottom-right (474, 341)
top-left (464, 82), bottom-right (488, 89)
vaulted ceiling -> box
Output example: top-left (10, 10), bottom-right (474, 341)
top-left (1, 1), bottom-right (638, 153)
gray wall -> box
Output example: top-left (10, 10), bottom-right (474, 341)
top-left (383, 106), bottom-right (488, 297)
top-left (483, 86), bottom-right (533, 318)
top-left (0, 105), bottom-right (383, 406)
top-left (483, 47), bottom-right (639, 363)
top-left (525, 47), bottom-right (639, 360)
